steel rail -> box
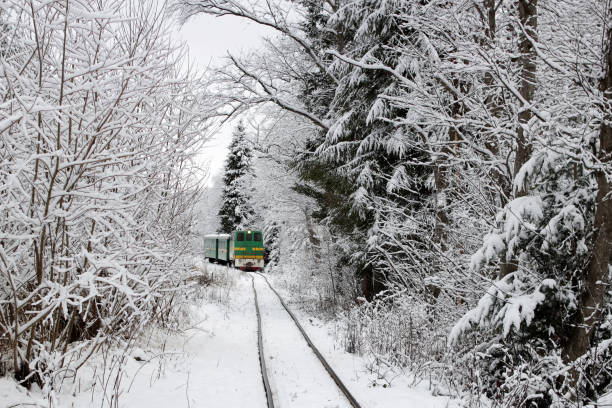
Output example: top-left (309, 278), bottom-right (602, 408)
top-left (250, 275), bottom-right (275, 408)
top-left (254, 272), bottom-right (364, 408)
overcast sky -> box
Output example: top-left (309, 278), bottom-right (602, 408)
top-left (172, 11), bottom-right (273, 185)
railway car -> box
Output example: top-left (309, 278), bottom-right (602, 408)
top-left (204, 229), bottom-right (264, 271)
top-left (204, 233), bottom-right (231, 264)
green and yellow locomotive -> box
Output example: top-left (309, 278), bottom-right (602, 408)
top-left (204, 229), bottom-right (264, 271)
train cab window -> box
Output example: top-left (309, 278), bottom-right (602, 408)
top-left (254, 232), bottom-right (262, 242)
top-left (237, 232), bottom-right (245, 241)
top-left (246, 231), bottom-right (252, 241)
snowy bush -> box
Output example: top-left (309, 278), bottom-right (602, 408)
top-left (339, 292), bottom-right (448, 371)
top-left (449, 143), bottom-right (608, 405)
top-left (264, 221), bottom-right (281, 269)
top-left (0, 0), bottom-right (209, 392)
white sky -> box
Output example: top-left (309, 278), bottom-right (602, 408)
top-left (172, 12), bottom-right (273, 185)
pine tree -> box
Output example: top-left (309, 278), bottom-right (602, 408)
top-left (292, 0), bottom-right (436, 299)
top-left (218, 121), bottom-right (255, 233)
top-left (263, 220), bottom-right (281, 268)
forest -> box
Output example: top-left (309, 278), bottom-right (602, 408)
top-left (1, 0), bottom-right (611, 407)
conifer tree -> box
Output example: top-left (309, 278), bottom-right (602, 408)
top-left (264, 221), bottom-right (281, 268)
top-left (218, 121), bottom-right (255, 233)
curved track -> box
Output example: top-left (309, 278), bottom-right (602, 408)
top-left (249, 272), bottom-right (363, 408)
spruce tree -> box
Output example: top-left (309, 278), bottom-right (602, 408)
top-left (293, 0), bottom-right (434, 298)
top-left (263, 221), bottom-right (281, 267)
top-left (218, 121), bottom-right (255, 233)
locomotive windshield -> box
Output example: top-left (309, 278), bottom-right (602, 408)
top-left (237, 232), bottom-right (245, 241)
top-left (254, 232), bottom-right (262, 241)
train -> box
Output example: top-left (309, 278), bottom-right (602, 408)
top-left (204, 229), bottom-right (265, 271)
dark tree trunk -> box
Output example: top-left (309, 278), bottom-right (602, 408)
top-left (563, 12), bottom-right (612, 391)
top-left (499, 0), bottom-right (538, 279)
top-left (513, 0), bottom-right (538, 189)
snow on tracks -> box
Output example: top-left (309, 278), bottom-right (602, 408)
top-left (122, 265), bottom-right (268, 408)
top-left (251, 272), bottom-right (361, 408)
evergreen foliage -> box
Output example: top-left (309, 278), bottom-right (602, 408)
top-left (292, 0), bottom-right (436, 294)
top-left (218, 121), bottom-right (255, 233)
top-left (177, 0), bottom-right (612, 404)
top-left (264, 221), bottom-right (281, 268)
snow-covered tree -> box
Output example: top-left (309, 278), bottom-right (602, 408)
top-left (175, 0), bottom-right (612, 404)
top-left (263, 221), bottom-right (281, 268)
top-left (448, 0), bottom-right (612, 404)
top-left (0, 0), bottom-right (210, 389)
top-left (218, 121), bottom-right (256, 233)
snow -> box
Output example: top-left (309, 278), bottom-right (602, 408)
top-left (496, 288), bottom-right (546, 337)
top-left (470, 195), bottom-right (544, 272)
top-left (449, 273), bottom-right (518, 344)
top-left (593, 392), bottom-right (612, 407)
top-left (324, 110), bottom-right (353, 145)
top-left (387, 165), bottom-right (409, 193)
top-left (203, 233), bottom-right (231, 239)
top-left (450, 274), bottom-right (559, 342)
top-left (470, 232), bottom-right (505, 271)
top-left (366, 98), bottom-right (387, 125)
top-left (115, 268), bottom-right (267, 408)
top-left (513, 150), bottom-right (560, 195)
top-left (1, 264), bottom-right (266, 408)
top-left (540, 204), bottom-right (586, 252)
top-left (351, 187), bottom-right (370, 212)
top-left (253, 273), bottom-right (353, 407)
top-left (0, 378), bottom-right (42, 407)
top-left (2, 264), bottom-right (453, 407)
top-left (263, 274), bottom-right (458, 408)
top-left (502, 196), bottom-right (544, 243)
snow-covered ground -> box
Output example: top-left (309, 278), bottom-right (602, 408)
top-left (263, 273), bottom-right (459, 408)
top-left (1, 264), bottom-right (266, 408)
top-left (108, 266), bottom-right (267, 408)
top-left (253, 273), bottom-right (351, 407)
top-left (1, 262), bottom-right (460, 408)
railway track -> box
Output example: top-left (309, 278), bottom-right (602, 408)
top-left (251, 275), bottom-right (275, 408)
top-left (248, 272), bottom-right (363, 408)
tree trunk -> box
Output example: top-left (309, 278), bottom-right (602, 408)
top-left (499, 0), bottom-right (538, 279)
top-left (513, 0), bottom-right (538, 191)
top-left (482, 0), bottom-right (511, 206)
top-left (433, 136), bottom-right (452, 252)
top-left (562, 11), bottom-right (612, 391)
